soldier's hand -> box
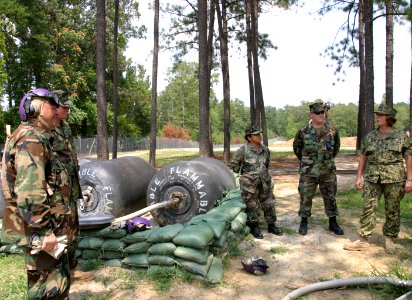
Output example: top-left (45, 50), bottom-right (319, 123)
top-left (355, 177), bottom-right (363, 190)
top-left (405, 181), bottom-right (412, 193)
top-left (41, 232), bottom-right (58, 252)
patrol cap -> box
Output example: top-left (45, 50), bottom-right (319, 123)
top-left (52, 90), bottom-right (72, 107)
top-left (309, 102), bottom-right (325, 113)
top-left (374, 103), bottom-right (397, 117)
top-left (245, 125), bottom-right (262, 136)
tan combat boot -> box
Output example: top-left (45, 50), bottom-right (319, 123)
top-left (343, 237), bottom-right (369, 251)
top-left (385, 237), bottom-right (396, 254)
top-left (70, 270), bottom-right (95, 281)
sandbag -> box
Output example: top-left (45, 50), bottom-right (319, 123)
top-left (148, 255), bottom-right (177, 266)
top-left (211, 230), bottom-right (229, 248)
top-left (148, 243), bottom-right (176, 256)
top-left (81, 249), bottom-right (100, 260)
top-left (121, 253), bottom-right (149, 267)
top-left (122, 229), bottom-right (152, 243)
top-left (80, 227), bottom-right (126, 238)
top-left (147, 224), bottom-right (184, 243)
top-left (123, 242), bottom-right (151, 254)
top-left (101, 239), bottom-right (125, 251)
top-left (174, 246), bottom-right (210, 264)
top-left (189, 220), bottom-right (227, 240)
top-left (176, 254), bottom-right (213, 277)
top-left (207, 257), bottom-right (224, 283)
top-left (78, 237), bottom-right (105, 249)
top-left (189, 211), bottom-right (230, 225)
top-left (208, 205), bottom-right (242, 221)
top-left (103, 259), bottom-right (122, 267)
top-left (172, 224), bottom-right (214, 250)
top-left (101, 250), bottom-right (124, 260)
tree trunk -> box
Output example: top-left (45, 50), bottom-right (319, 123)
top-left (385, 0), bottom-right (394, 107)
top-left (216, 0), bottom-right (231, 165)
top-left (96, 0), bottom-right (109, 160)
top-left (250, 0), bottom-right (268, 146)
top-left (410, 0), bottom-right (412, 135)
top-left (364, 0), bottom-right (374, 136)
top-left (112, 0), bottom-right (119, 159)
top-left (149, 0), bottom-right (159, 167)
top-left (245, 0), bottom-right (256, 125)
top-left (206, 0), bottom-right (216, 157)
top-left (198, 0), bottom-right (212, 156)
top-left (357, 0), bottom-right (366, 151)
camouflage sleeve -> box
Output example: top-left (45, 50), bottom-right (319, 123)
top-left (231, 145), bottom-right (245, 174)
top-left (292, 130), bottom-right (303, 160)
top-left (402, 131), bottom-right (412, 156)
top-left (333, 129), bottom-right (340, 157)
top-left (14, 134), bottom-right (53, 237)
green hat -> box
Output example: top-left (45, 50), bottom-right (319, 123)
top-left (245, 125), bottom-right (262, 136)
top-left (374, 103), bottom-right (397, 117)
top-left (309, 102), bottom-right (325, 113)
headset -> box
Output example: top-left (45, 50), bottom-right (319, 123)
top-left (19, 88), bottom-right (60, 121)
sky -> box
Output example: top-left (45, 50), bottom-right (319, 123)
top-left (126, 1), bottom-right (411, 109)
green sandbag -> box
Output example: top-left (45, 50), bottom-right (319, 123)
top-left (208, 205), bottom-right (242, 221)
top-left (222, 189), bottom-right (241, 200)
top-left (103, 259), bottom-right (122, 267)
top-left (81, 249), bottom-right (100, 260)
top-left (172, 224), bottom-right (215, 250)
top-left (0, 244), bottom-right (23, 254)
top-left (209, 243), bottom-right (228, 256)
top-left (78, 237), bottom-right (105, 249)
top-left (219, 199), bottom-right (246, 209)
top-left (148, 255), bottom-right (177, 266)
top-left (75, 249), bottom-right (82, 258)
top-left (211, 230), bottom-right (229, 247)
top-left (123, 241), bottom-right (151, 254)
top-left (101, 239), bottom-right (125, 251)
top-left (207, 257), bottom-right (224, 283)
top-left (230, 219), bottom-right (243, 233)
top-left (147, 224), bottom-right (185, 243)
top-left (190, 211), bottom-right (230, 225)
top-left (122, 253), bottom-right (149, 267)
top-left (122, 229), bottom-right (152, 243)
top-left (174, 246), bottom-right (210, 264)
top-left (101, 250), bottom-right (124, 259)
top-left (234, 211), bottom-right (247, 225)
top-left (189, 220), bottom-right (227, 239)
top-left (80, 227), bottom-right (126, 238)
top-left (148, 242), bottom-right (176, 255)
top-left (176, 254), bottom-right (213, 277)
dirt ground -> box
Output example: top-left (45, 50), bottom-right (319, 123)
top-left (70, 151), bottom-right (412, 300)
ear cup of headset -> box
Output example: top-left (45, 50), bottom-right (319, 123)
top-left (24, 95), bottom-right (36, 117)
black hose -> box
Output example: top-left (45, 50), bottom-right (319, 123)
top-left (282, 276), bottom-right (412, 300)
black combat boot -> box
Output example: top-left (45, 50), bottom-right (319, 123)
top-left (329, 216), bottom-right (344, 235)
top-left (298, 217), bottom-right (308, 235)
top-left (268, 223), bottom-right (283, 236)
top-left (248, 222), bottom-right (263, 239)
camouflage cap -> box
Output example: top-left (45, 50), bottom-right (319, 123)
top-left (52, 90), bottom-right (72, 107)
top-left (309, 102), bottom-right (325, 113)
top-left (245, 125), bottom-right (262, 136)
top-left (374, 103), bottom-right (397, 117)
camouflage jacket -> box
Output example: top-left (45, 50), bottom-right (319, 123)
top-left (362, 128), bottom-right (412, 183)
top-left (1, 123), bottom-right (72, 246)
top-left (231, 143), bottom-right (272, 186)
top-left (293, 123), bottom-right (340, 177)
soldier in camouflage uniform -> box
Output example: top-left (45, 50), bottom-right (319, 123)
top-left (51, 92), bottom-right (93, 281)
top-left (293, 102), bottom-right (344, 236)
top-left (1, 88), bottom-right (73, 299)
top-left (344, 104), bottom-right (412, 254)
top-left (231, 125), bottom-right (283, 239)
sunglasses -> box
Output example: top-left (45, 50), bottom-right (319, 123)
top-left (313, 111), bottom-right (325, 115)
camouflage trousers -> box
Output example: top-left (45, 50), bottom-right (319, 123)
top-left (24, 248), bottom-right (71, 300)
top-left (298, 173), bottom-right (339, 218)
top-left (358, 180), bottom-right (405, 239)
top-left (241, 182), bottom-right (277, 224)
